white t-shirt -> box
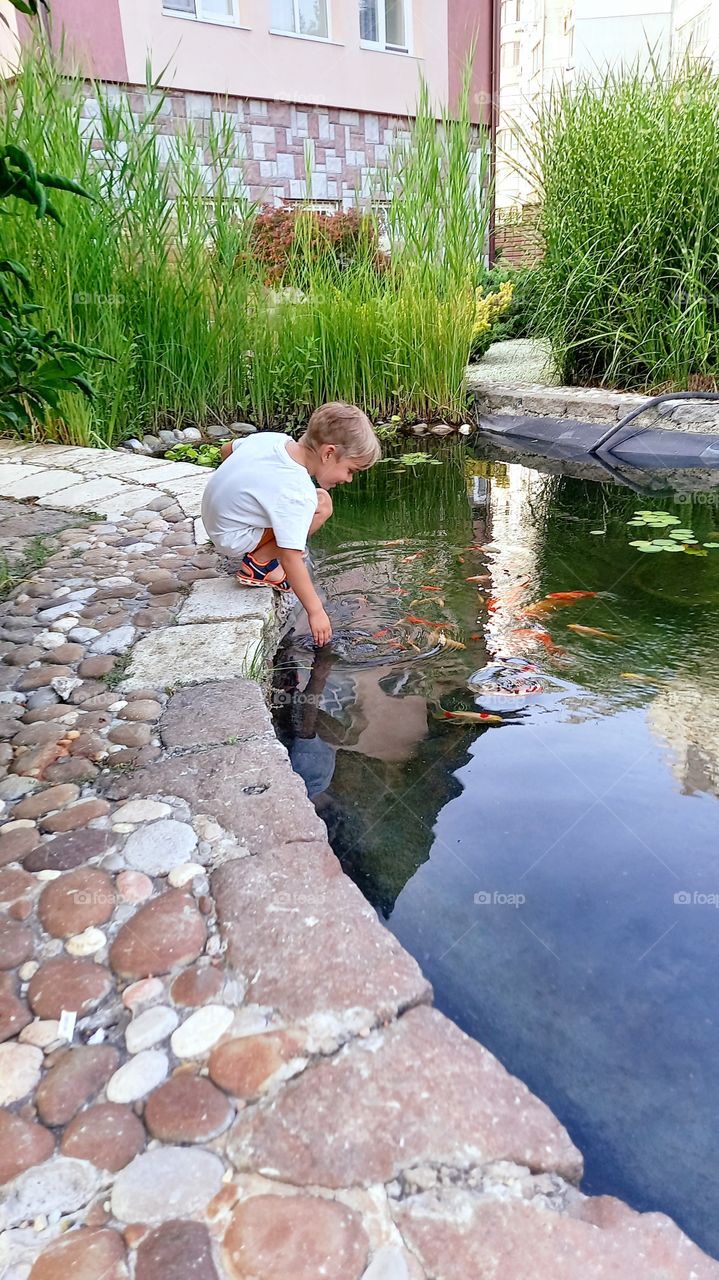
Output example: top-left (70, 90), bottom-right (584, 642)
top-left (201, 432), bottom-right (318, 556)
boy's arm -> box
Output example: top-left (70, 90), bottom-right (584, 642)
top-left (279, 548), bottom-right (332, 646)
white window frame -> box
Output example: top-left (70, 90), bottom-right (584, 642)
top-left (359, 0), bottom-right (413, 56)
top-left (270, 0), bottom-right (332, 43)
top-left (501, 0), bottom-right (520, 25)
top-left (162, 0), bottom-right (242, 28)
top-left (501, 40), bottom-right (520, 69)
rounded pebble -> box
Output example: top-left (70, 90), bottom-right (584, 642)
top-left (171, 1005), bottom-right (234, 1060)
top-left (106, 1049), bottom-right (169, 1102)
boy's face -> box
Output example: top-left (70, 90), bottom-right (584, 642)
top-left (316, 444), bottom-right (361, 489)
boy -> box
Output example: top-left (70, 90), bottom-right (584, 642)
top-left (201, 402), bottom-right (381, 646)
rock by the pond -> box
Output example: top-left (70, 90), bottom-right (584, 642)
top-left (170, 964), bottom-right (223, 1008)
top-left (0, 1041), bottom-right (43, 1104)
top-left (0, 1155), bottom-right (104, 1229)
top-left (111, 799), bottom-right (171, 824)
top-left (28, 956), bottom-right (113, 1019)
top-left (27, 1228), bottom-right (127, 1280)
top-left (110, 1147), bottom-right (224, 1224)
top-left (222, 1194), bottom-right (369, 1280)
top-left (0, 1109), bottom-right (54, 1185)
top-left (106, 1049), bottom-right (169, 1103)
top-left (0, 918), bottom-right (34, 969)
top-left (0, 985), bottom-right (32, 1042)
top-left (38, 866), bottom-right (116, 937)
top-left (91, 626), bottom-right (136, 655)
top-left (122, 819), bottom-right (197, 876)
top-left (125, 1004), bottom-right (179, 1053)
top-left (208, 1031), bottom-right (306, 1100)
top-left (0, 825), bottom-right (40, 865)
top-left (14, 782), bottom-right (81, 819)
top-left (170, 1005), bottom-right (234, 1059)
top-left (60, 1102), bottom-right (146, 1172)
top-left (24, 828), bottom-right (115, 873)
top-left (144, 1074), bottom-right (233, 1143)
top-left (116, 869), bottom-right (153, 903)
top-left (109, 890), bottom-right (206, 979)
top-left (135, 1219), bottom-right (218, 1280)
top-left (35, 1044), bottom-right (120, 1125)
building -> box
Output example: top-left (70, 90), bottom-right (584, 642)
top-left (0, 0), bottom-right (494, 211)
top-left (496, 0), bottom-right (719, 219)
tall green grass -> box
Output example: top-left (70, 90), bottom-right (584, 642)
top-left (0, 42), bottom-right (488, 444)
top-left (529, 62), bottom-right (719, 391)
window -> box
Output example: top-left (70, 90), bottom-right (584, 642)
top-left (531, 41), bottom-right (541, 74)
top-left (163, 0), bottom-right (240, 22)
top-left (501, 0), bottom-right (520, 24)
top-left (271, 0), bottom-right (329, 38)
top-left (360, 0), bottom-right (409, 53)
top-left (501, 41), bottom-right (520, 68)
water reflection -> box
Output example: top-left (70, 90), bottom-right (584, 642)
top-left (272, 445), bottom-right (719, 1257)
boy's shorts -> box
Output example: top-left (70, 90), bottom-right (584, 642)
top-left (235, 528), bottom-right (291, 592)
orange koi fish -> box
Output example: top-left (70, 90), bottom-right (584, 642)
top-left (432, 705), bottom-right (503, 726)
top-left (512, 627), bottom-right (563, 654)
top-left (372, 629), bottom-right (390, 639)
top-left (567, 624), bottom-right (620, 640)
top-left (466, 574), bottom-right (492, 583)
top-left (547, 591), bottom-right (598, 601)
top-left (421, 585), bottom-right (442, 592)
top-left (404, 614), bottom-right (435, 626)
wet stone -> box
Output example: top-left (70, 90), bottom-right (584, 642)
top-left (111, 1147), bottom-right (224, 1224)
top-left (38, 866), bottom-right (116, 937)
top-left (106, 1048), bottom-right (169, 1102)
top-left (14, 782), bottom-right (80, 819)
top-left (28, 1228), bottom-right (127, 1280)
top-left (0, 1041), bottom-right (43, 1104)
top-left (208, 1031), bottom-right (306, 1100)
top-left (0, 1109), bottom-right (55, 1186)
top-left (0, 988), bottom-right (32, 1041)
top-left (24, 828), bottom-right (114, 872)
top-left (28, 956), bottom-right (113, 1019)
top-left (135, 1220), bottom-right (219, 1280)
top-left (144, 1074), bottom-right (232, 1144)
top-left (36, 1044), bottom-right (120, 1125)
top-left (61, 1102), bottom-right (146, 1171)
top-left (0, 917), bottom-right (34, 968)
top-left (222, 1194), bottom-right (369, 1280)
top-left (110, 890), bottom-right (206, 979)
top-left (0, 825), bottom-right (40, 865)
top-left (125, 1004), bottom-right (179, 1053)
top-left (122, 818), bottom-right (197, 876)
top-left (171, 964), bottom-right (223, 1008)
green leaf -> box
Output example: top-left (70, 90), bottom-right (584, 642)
top-left (684, 546), bottom-right (708, 557)
top-left (37, 172), bottom-right (94, 202)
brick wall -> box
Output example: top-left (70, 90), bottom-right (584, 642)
top-left (81, 84), bottom-right (413, 209)
top-left (494, 204), bottom-right (543, 268)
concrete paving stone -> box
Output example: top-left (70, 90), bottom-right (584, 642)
top-left (0, 1109), bottom-right (55, 1185)
top-left (118, 620), bottom-right (265, 692)
top-left (37, 477), bottom-right (126, 510)
top-left (93, 487), bottom-right (164, 517)
top-left (0, 462), bottom-right (43, 486)
top-left (227, 1006), bottom-right (582, 1189)
top-left (110, 1147), bottom-right (224, 1224)
top-left (179, 578), bottom-right (273, 625)
top-left (27, 1227), bottom-right (128, 1280)
top-left (222, 1193), bottom-right (369, 1280)
top-left (0, 468), bottom-right (80, 500)
top-left (211, 838), bottom-right (429, 1034)
top-left (60, 1101), bottom-right (146, 1171)
top-left (102, 739), bottom-right (327, 853)
top-left (160, 678), bottom-right (273, 750)
top-left (176, 491), bottom-right (205, 519)
top-left (194, 517), bottom-right (210, 545)
top-left (125, 462), bottom-right (206, 484)
top-left (0, 1155), bottom-right (105, 1230)
top-left (391, 1189), bottom-right (719, 1280)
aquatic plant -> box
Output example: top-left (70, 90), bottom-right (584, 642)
top-left (627, 509), bottom-right (719, 555)
top-left (165, 442), bottom-right (223, 468)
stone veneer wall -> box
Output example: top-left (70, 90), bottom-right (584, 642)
top-left (80, 83), bottom-right (413, 208)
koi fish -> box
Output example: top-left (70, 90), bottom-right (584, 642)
top-left (512, 627), bottom-right (564, 654)
top-left (469, 633), bottom-right (483, 641)
top-left (522, 601), bottom-right (559, 618)
top-left (401, 552), bottom-right (425, 562)
top-left (405, 615), bottom-right (435, 626)
top-left (621, 672), bottom-right (656, 682)
top-left (372, 629), bottom-right (390, 639)
top-left (432, 705), bottom-right (503, 726)
top-left (466, 574), bottom-right (492, 583)
top-left (427, 630), bottom-right (466, 651)
top-left (566, 624), bottom-right (620, 640)
top-left (457, 556), bottom-right (465, 564)
top-left (421, 585), bottom-right (442, 592)
top-left (382, 539), bottom-right (406, 546)
top-left (547, 591), bottom-right (598, 601)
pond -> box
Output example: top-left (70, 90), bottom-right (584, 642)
top-left (272, 440), bottom-right (719, 1260)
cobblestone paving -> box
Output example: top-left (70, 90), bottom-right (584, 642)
top-left (0, 440), bottom-right (717, 1279)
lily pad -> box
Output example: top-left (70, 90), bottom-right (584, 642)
top-left (703, 543), bottom-right (719, 548)
top-left (669, 529), bottom-right (695, 538)
top-left (629, 541), bottom-right (663, 552)
top-left (684, 546), bottom-right (708, 556)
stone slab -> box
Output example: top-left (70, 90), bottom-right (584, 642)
top-left (160, 679), bottom-right (274, 749)
top-left (1, 469), bottom-right (80, 500)
top-left (176, 490), bottom-right (205, 519)
top-left (194, 518), bottom-right (210, 545)
top-left (37, 476), bottom-right (125, 510)
top-left (92, 487), bottom-right (161, 517)
top-left (392, 1189), bottom-right (719, 1280)
top-left (119, 621), bottom-right (265, 691)
top-left (178, 578), bottom-right (274, 625)
top-left (212, 837), bottom-right (430, 1033)
top-left (102, 738), bottom-right (328, 852)
top-left (126, 462), bottom-right (206, 484)
top-left (227, 1006), bottom-right (581, 1189)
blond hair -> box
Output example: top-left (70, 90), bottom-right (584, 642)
top-left (302, 402), bottom-right (381, 469)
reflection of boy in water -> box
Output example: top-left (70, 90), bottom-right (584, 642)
top-left (288, 648), bottom-right (339, 802)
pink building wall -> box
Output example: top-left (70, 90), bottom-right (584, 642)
top-left (448, 0), bottom-right (494, 125)
top-left (48, 0), bottom-right (128, 80)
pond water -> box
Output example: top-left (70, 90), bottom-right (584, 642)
top-left (272, 441), bottom-right (719, 1259)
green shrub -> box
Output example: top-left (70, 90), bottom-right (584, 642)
top-left (529, 63), bottom-right (719, 390)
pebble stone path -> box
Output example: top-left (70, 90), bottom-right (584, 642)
top-left (0, 438), bottom-right (718, 1279)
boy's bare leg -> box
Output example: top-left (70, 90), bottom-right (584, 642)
top-left (237, 489), bottom-right (333, 587)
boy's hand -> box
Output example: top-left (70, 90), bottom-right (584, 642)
top-left (308, 606), bottom-right (332, 646)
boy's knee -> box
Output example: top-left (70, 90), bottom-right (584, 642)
top-left (316, 488), bottom-right (333, 518)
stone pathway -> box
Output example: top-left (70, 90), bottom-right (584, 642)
top-left (0, 438), bottom-right (717, 1279)
top-left (472, 338), bottom-right (559, 387)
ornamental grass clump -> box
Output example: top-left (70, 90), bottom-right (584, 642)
top-left (0, 42), bottom-right (490, 444)
top-left (529, 62), bottom-right (719, 391)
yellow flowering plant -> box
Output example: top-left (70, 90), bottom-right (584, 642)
top-left (470, 280), bottom-right (514, 359)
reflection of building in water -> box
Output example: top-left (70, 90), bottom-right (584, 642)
top-left (648, 677), bottom-right (719, 800)
top-left (481, 461), bottom-right (546, 657)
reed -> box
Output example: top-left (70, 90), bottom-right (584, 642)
top-left (0, 42), bottom-right (489, 443)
